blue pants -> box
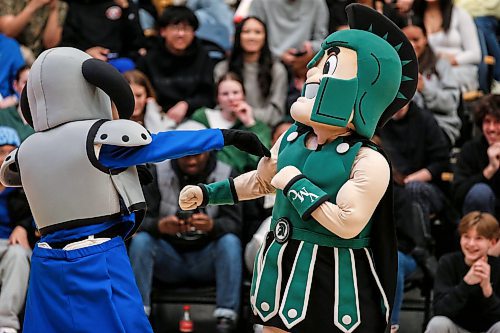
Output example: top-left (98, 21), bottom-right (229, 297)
top-left (391, 251), bottom-right (417, 325)
top-left (23, 237), bottom-right (153, 333)
top-left (475, 16), bottom-right (500, 81)
top-left (129, 232), bottom-right (242, 320)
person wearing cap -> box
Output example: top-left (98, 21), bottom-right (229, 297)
top-left (0, 127), bottom-right (33, 333)
top-left (180, 4), bottom-right (418, 332)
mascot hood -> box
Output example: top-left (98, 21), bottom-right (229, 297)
top-left (21, 47), bottom-right (134, 132)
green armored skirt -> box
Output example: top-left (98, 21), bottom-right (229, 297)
top-left (250, 231), bottom-right (389, 332)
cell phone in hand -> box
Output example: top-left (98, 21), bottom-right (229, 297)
top-left (176, 210), bottom-right (194, 221)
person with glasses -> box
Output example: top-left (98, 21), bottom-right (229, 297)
top-left (137, 5), bottom-right (215, 125)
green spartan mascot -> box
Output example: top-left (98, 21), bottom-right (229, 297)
top-left (179, 4), bottom-right (418, 333)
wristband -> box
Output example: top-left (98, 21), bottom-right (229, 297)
top-left (199, 178), bottom-right (239, 206)
top-left (285, 177), bottom-right (329, 219)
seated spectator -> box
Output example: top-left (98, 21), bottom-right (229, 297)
top-left (60, 0), bottom-right (145, 71)
top-left (378, 102), bottom-right (449, 332)
top-left (0, 127), bottom-right (34, 333)
top-left (0, 65), bottom-right (34, 142)
top-left (0, 0), bottom-right (66, 59)
top-left (123, 69), bottom-right (176, 132)
top-left (425, 211), bottom-right (500, 333)
top-left (402, 21), bottom-right (462, 146)
top-left (128, 126), bottom-right (243, 332)
top-left (412, 0), bottom-right (482, 92)
top-left (0, 34), bottom-right (24, 109)
top-left (249, 0), bottom-right (329, 72)
top-left (453, 94), bottom-right (500, 219)
top-left (390, 195), bottom-right (437, 333)
top-left (190, 72), bottom-right (271, 173)
top-left (214, 16), bottom-right (288, 127)
top-left (378, 101), bottom-right (450, 227)
top-left (137, 5), bottom-right (215, 124)
top-left (327, 0), bottom-right (412, 32)
top-left (455, 0), bottom-right (500, 93)
top-left (187, 0), bottom-right (234, 58)
top-left (358, 0), bottom-right (407, 27)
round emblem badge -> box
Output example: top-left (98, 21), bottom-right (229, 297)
top-left (286, 131), bottom-right (299, 142)
top-left (336, 142), bottom-right (350, 154)
top-left (274, 218), bottom-right (292, 244)
top-left (106, 6), bottom-right (122, 20)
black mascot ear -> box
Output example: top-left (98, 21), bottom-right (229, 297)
top-left (82, 58), bottom-right (134, 119)
top-left (20, 86), bottom-right (34, 128)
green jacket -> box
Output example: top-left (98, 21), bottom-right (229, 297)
top-left (191, 107), bottom-right (271, 173)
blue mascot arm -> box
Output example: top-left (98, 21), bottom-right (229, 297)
top-left (98, 129), bottom-right (224, 168)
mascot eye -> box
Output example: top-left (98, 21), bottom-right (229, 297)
top-left (323, 55), bottom-right (338, 75)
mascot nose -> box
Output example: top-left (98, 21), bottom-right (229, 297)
top-left (306, 66), bottom-right (321, 79)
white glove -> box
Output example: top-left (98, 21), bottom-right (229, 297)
top-left (179, 185), bottom-right (204, 210)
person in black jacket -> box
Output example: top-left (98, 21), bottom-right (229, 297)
top-left (0, 126), bottom-right (34, 333)
top-left (136, 5), bottom-right (215, 125)
top-left (128, 123), bottom-right (242, 332)
top-left (378, 101), bottom-right (450, 332)
top-left (425, 211), bottom-right (500, 333)
top-left (60, 0), bottom-right (146, 63)
top-left (453, 94), bottom-right (500, 220)
top-left (378, 101), bottom-right (450, 230)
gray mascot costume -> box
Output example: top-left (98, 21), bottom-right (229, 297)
top-left (0, 47), bottom-right (269, 333)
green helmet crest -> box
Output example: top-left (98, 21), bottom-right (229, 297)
top-left (307, 4), bottom-right (418, 139)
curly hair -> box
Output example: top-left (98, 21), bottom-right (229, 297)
top-left (473, 94), bottom-right (500, 128)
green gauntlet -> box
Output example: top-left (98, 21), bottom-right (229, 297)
top-left (283, 175), bottom-right (330, 219)
top-left (199, 178), bottom-right (239, 206)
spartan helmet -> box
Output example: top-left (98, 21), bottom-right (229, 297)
top-left (20, 47), bottom-right (134, 132)
top-left (305, 4), bottom-right (418, 139)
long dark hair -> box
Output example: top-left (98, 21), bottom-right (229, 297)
top-left (405, 17), bottom-right (439, 77)
top-left (412, 0), bottom-right (453, 33)
top-left (228, 16), bottom-right (273, 99)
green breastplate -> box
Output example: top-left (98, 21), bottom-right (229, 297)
top-left (250, 125), bottom-right (389, 330)
top-left (272, 124), bottom-right (371, 240)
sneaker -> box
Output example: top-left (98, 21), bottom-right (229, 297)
top-left (216, 317), bottom-right (235, 333)
top-left (492, 80), bottom-right (500, 94)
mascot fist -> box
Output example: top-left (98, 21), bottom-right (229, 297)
top-left (271, 166), bottom-right (302, 190)
top-left (179, 185), bottom-right (204, 210)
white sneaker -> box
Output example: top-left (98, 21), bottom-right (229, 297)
top-left (491, 80), bottom-right (500, 94)
top-left (0, 327), bottom-right (17, 333)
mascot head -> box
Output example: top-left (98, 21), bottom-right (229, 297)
top-left (20, 47), bottom-right (134, 132)
top-left (291, 4), bottom-right (418, 139)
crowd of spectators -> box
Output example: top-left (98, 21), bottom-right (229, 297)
top-left (0, 0), bottom-right (499, 333)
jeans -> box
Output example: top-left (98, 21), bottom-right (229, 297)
top-left (463, 182), bottom-right (496, 216)
top-left (426, 316), bottom-right (500, 333)
top-left (128, 232), bottom-right (242, 320)
top-left (475, 16), bottom-right (500, 81)
top-left (404, 181), bottom-right (445, 225)
top-left (391, 251), bottom-right (418, 325)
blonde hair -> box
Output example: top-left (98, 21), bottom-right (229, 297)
top-left (459, 211), bottom-right (500, 240)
